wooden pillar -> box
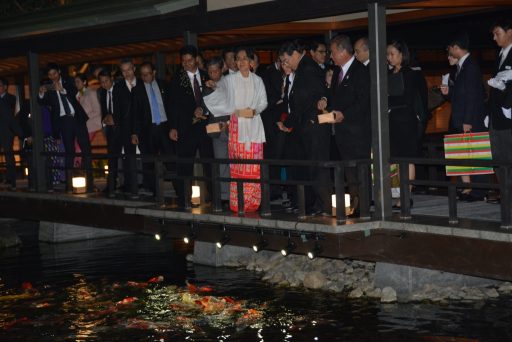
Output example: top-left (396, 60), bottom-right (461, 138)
top-left (184, 30), bottom-right (197, 47)
top-left (368, 2), bottom-right (391, 219)
top-left (27, 51), bottom-right (47, 192)
top-left (154, 51), bottom-right (166, 80)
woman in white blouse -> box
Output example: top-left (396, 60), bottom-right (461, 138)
top-left (204, 47), bottom-right (268, 212)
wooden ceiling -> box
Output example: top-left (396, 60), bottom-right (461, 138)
top-left (0, 0), bottom-right (511, 78)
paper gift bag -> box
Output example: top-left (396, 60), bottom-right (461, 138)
top-left (444, 132), bottom-right (494, 176)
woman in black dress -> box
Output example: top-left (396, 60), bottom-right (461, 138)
top-left (387, 40), bottom-right (420, 209)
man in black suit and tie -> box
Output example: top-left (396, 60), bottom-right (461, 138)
top-left (488, 19), bottom-right (512, 203)
top-left (0, 78), bottom-right (17, 190)
top-left (131, 61), bottom-right (173, 195)
top-left (319, 35), bottom-right (371, 218)
top-left (441, 32), bottom-right (487, 202)
top-left (97, 60), bottom-right (139, 198)
top-left (38, 63), bottom-right (93, 192)
top-left (354, 37), bottom-right (370, 67)
top-left (169, 45), bottom-right (213, 208)
top-left (279, 40), bottom-right (330, 216)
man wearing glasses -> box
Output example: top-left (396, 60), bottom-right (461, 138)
top-left (309, 42), bottom-right (328, 70)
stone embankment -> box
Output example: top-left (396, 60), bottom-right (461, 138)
top-left (188, 250), bottom-right (512, 303)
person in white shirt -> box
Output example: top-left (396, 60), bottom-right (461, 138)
top-left (204, 47), bottom-right (268, 213)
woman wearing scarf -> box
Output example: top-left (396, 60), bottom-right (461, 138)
top-left (204, 47), bottom-right (268, 212)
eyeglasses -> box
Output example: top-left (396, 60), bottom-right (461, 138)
top-left (316, 50), bottom-right (328, 54)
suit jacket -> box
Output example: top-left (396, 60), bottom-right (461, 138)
top-left (131, 79), bottom-right (171, 137)
top-left (0, 92), bottom-right (17, 135)
top-left (261, 63), bottom-right (284, 134)
top-left (99, 78), bottom-right (141, 130)
top-left (287, 55), bottom-right (326, 128)
top-left (489, 50), bottom-right (512, 130)
top-left (328, 58), bottom-right (371, 159)
top-left (169, 68), bottom-right (209, 135)
top-left (447, 55), bottom-right (486, 132)
top-left (37, 77), bottom-right (88, 139)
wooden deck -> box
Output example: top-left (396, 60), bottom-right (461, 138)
top-left (1, 185), bottom-right (511, 280)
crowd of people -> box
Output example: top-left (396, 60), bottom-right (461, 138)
top-left (0, 17), bottom-right (511, 216)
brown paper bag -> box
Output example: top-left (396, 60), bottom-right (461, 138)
top-left (317, 112), bottom-right (335, 124)
top-left (236, 108), bottom-right (254, 118)
top-left (206, 123), bottom-right (222, 134)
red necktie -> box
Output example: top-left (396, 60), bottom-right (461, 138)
top-left (193, 74), bottom-right (202, 106)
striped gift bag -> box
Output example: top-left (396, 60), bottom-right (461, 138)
top-left (444, 132), bottom-right (494, 176)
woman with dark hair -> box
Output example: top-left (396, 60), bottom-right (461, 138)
top-left (387, 40), bottom-right (420, 209)
top-left (74, 73), bottom-right (102, 141)
top-left (204, 46), bottom-right (268, 212)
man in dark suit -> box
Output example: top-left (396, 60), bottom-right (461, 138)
top-left (488, 19), bottom-right (512, 203)
top-left (131, 61), bottom-right (173, 195)
top-left (38, 63), bottom-right (93, 192)
top-left (441, 32), bottom-right (487, 201)
top-left (222, 48), bottom-right (238, 75)
top-left (354, 37), bottom-right (370, 67)
top-left (279, 40), bottom-right (330, 216)
top-left (261, 57), bottom-right (286, 199)
top-left (169, 45), bottom-right (213, 208)
top-left (97, 61), bottom-right (139, 198)
top-left (319, 34), bottom-right (371, 218)
top-left (0, 77), bottom-right (17, 190)
top-left (309, 41), bottom-right (328, 70)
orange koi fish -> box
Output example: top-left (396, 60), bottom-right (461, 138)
top-left (21, 282), bottom-right (33, 291)
top-left (2, 317), bottom-right (30, 330)
top-left (198, 286), bottom-right (214, 293)
top-left (186, 281), bottom-right (197, 294)
top-left (117, 297), bottom-right (138, 305)
top-left (147, 276), bottom-right (164, 283)
top-left (127, 281), bottom-right (148, 289)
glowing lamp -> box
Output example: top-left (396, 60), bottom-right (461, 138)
top-left (72, 177), bottom-right (86, 194)
top-left (192, 185), bottom-right (201, 205)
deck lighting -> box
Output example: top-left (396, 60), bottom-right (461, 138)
top-left (331, 194), bottom-right (350, 216)
top-left (280, 240), bottom-right (295, 257)
top-left (24, 167), bottom-right (29, 176)
top-left (72, 177), bottom-right (87, 194)
top-left (192, 185), bottom-right (200, 205)
top-left (104, 164), bottom-right (109, 175)
top-left (216, 226), bottom-right (229, 249)
top-left (216, 234), bottom-right (230, 249)
top-left (252, 239), bottom-right (268, 253)
top-left (307, 241), bottom-right (323, 260)
top-left (154, 233), bottom-right (161, 241)
top-left (252, 229), bottom-right (267, 252)
top-left (184, 223), bottom-right (196, 244)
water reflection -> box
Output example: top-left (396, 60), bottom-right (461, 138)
top-left (1, 221), bottom-right (512, 341)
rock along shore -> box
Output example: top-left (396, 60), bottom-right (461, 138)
top-left (188, 249), bottom-right (512, 303)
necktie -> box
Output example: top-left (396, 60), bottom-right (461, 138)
top-left (337, 68), bottom-right (344, 85)
top-left (499, 51), bottom-right (505, 69)
top-left (108, 90), bottom-right (113, 114)
top-left (149, 83), bottom-right (161, 125)
top-left (283, 75), bottom-right (291, 104)
top-left (455, 64), bottom-right (461, 79)
top-left (193, 74), bottom-right (202, 106)
top-left (59, 92), bottom-right (72, 115)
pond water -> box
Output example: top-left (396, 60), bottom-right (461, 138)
top-left (1, 220), bottom-right (511, 341)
